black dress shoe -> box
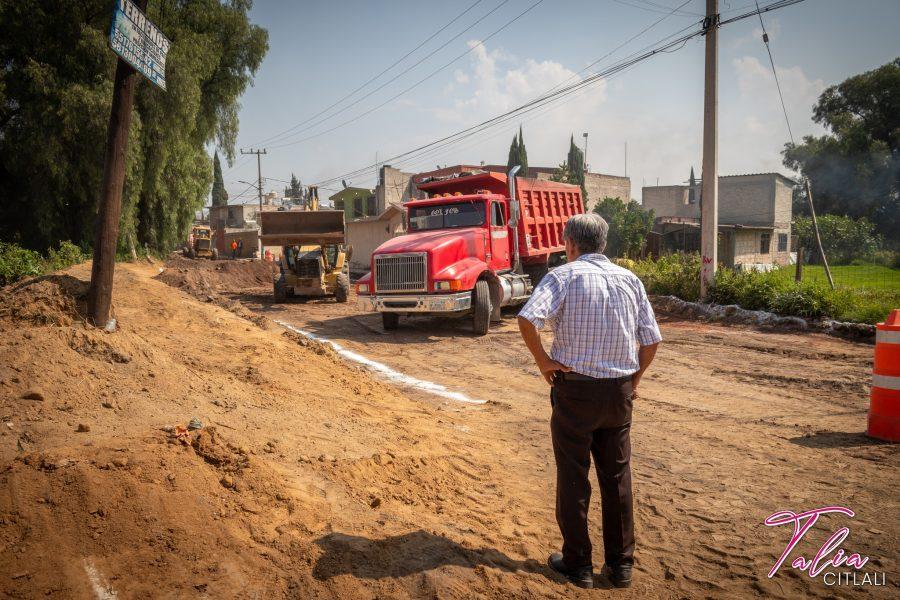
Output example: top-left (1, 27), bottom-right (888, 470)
top-left (600, 563), bottom-right (633, 588)
top-left (548, 552), bottom-right (594, 589)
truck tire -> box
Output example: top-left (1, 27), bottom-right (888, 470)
top-left (382, 312), bottom-right (399, 331)
top-left (182, 246), bottom-right (189, 258)
top-left (211, 248), bottom-right (219, 260)
top-left (334, 274), bottom-right (350, 303)
top-left (274, 278), bottom-right (287, 303)
top-left (187, 248), bottom-right (196, 260)
top-left (472, 279), bottom-right (491, 336)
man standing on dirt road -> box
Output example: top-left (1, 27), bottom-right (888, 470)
top-left (518, 213), bottom-right (661, 590)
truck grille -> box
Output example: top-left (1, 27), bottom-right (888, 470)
top-left (374, 253), bottom-right (427, 293)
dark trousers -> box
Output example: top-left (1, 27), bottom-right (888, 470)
top-left (550, 374), bottom-right (634, 569)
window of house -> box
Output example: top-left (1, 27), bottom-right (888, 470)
top-left (366, 195), bottom-right (376, 215)
top-left (334, 199), bottom-right (344, 211)
top-left (491, 202), bottom-right (505, 226)
top-left (777, 233), bottom-right (788, 252)
top-left (760, 233), bottom-right (771, 254)
top-left (354, 198), bottom-right (363, 218)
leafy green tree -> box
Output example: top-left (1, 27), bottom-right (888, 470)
top-left (782, 58), bottom-right (899, 239)
top-left (289, 173), bottom-right (303, 204)
top-left (793, 214), bottom-right (883, 265)
top-left (593, 197), bottom-right (654, 258)
top-left (0, 0), bottom-right (268, 253)
top-left (211, 151), bottom-right (228, 206)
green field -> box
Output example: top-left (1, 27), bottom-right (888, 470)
top-left (772, 263), bottom-right (900, 292)
top-left (770, 263), bottom-right (899, 323)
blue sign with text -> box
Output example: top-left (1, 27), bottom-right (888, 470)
top-left (109, 0), bottom-right (170, 90)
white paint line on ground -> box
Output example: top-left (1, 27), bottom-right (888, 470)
top-left (275, 320), bottom-right (486, 405)
top-left (83, 559), bottom-right (118, 600)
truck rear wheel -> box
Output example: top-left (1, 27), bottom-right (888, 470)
top-left (382, 312), bottom-right (399, 330)
top-left (334, 274), bottom-right (350, 303)
top-left (472, 279), bottom-right (491, 336)
top-left (211, 248), bottom-right (219, 260)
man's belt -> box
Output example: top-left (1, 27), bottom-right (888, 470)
top-left (560, 372), bottom-right (632, 383)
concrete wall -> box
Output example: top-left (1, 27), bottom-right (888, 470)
top-left (215, 228), bottom-right (259, 258)
top-left (733, 228), bottom-right (792, 267)
top-left (643, 174), bottom-right (795, 228)
top-left (209, 204), bottom-right (257, 230)
top-left (375, 166), bottom-right (417, 212)
top-left (346, 212), bottom-right (406, 274)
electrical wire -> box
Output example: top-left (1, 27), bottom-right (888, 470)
top-left (246, 0), bottom-right (485, 148)
top-left (255, 0), bottom-right (511, 148)
top-left (754, 0), bottom-right (794, 143)
top-left (310, 0), bottom-right (807, 188)
top-left (268, 0), bottom-right (545, 149)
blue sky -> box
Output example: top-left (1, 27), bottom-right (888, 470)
top-left (221, 0), bottom-right (900, 203)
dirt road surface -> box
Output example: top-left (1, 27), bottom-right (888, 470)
top-left (1, 260), bottom-right (896, 598)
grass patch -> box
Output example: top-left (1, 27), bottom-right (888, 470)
top-left (620, 254), bottom-right (898, 325)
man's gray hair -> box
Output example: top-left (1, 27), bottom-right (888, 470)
top-left (563, 213), bottom-right (609, 254)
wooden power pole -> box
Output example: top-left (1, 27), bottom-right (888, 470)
top-left (241, 148), bottom-right (267, 257)
top-left (699, 0), bottom-right (719, 301)
top-left (87, 0), bottom-right (149, 327)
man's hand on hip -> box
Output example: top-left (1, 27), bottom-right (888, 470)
top-left (537, 356), bottom-right (572, 386)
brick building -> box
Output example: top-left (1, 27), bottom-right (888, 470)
top-left (642, 172), bottom-right (796, 269)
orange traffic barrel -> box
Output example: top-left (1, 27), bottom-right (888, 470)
top-left (869, 309), bottom-right (900, 442)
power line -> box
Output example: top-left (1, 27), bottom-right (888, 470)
top-left (311, 0), bottom-right (806, 188)
top-left (258, 0), bottom-right (512, 148)
top-left (269, 0), bottom-right (544, 149)
top-left (247, 0), bottom-right (488, 148)
top-left (754, 0), bottom-right (793, 143)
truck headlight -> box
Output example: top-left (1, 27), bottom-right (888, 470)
top-left (435, 280), bottom-right (461, 291)
top-left (357, 283), bottom-right (369, 294)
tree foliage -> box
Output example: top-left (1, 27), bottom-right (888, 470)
top-left (593, 197), bottom-right (653, 259)
top-left (550, 135), bottom-right (588, 201)
top-left (506, 126), bottom-right (528, 174)
top-left (211, 151), bottom-right (228, 207)
top-left (793, 214), bottom-right (883, 265)
top-left (782, 58), bottom-right (899, 240)
top-left (0, 0), bottom-right (268, 253)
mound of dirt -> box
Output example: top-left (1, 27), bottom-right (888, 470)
top-left (0, 275), bottom-right (89, 327)
top-left (155, 256), bottom-right (275, 297)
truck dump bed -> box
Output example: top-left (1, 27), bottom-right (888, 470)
top-left (259, 210), bottom-right (345, 247)
top-left (416, 172), bottom-right (583, 261)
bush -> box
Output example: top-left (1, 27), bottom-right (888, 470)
top-left (0, 242), bottom-right (44, 286)
top-left (620, 253), bottom-right (890, 324)
top-left (46, 240), bottom-right (86, 272)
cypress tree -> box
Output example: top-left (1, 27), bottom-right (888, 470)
top-left (211, 151), bottom-right (228, 207)
top-left (507, 134), bottom-right (519, 171)
top-left (517, 125), bottom-right (528, 175)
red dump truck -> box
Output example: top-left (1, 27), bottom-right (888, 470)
top-left (356, 168), bottom-right (584, 334)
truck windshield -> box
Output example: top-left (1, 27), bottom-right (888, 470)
top-left (408, 202), bottom-right (484, 231)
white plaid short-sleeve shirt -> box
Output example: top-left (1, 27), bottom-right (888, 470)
top-left (518, 253), bottom-right (662, 378)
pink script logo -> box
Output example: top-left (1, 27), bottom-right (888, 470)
top-left (764, 506), bottom-right (869, 579)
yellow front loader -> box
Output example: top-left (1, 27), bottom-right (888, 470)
top-left (259, 209), bottom-right (350, 302)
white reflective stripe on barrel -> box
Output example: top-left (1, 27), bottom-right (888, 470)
top-left (872, 374), bottom-right (900, 391)
top-left (876, 329), bottom-right (900, 345)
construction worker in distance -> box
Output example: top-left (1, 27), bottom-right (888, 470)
top-left (230, 239), bottom-right (238, 259)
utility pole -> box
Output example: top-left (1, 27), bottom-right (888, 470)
top-left (241, 148), bottom-right (266, 257)
top-left (700, 0), bottom-right (719, 301)
top-left (87, 0), bottom-right (149, 327)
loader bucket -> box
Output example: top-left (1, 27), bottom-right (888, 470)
top-left (259, 210), bottom-right (345, 247)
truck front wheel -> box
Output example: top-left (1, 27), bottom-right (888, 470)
top-left (472, 279), bottom-right (491, 336)
top-left (274, 278), bottom-right (287, 303)
top-left (382, 312), bottom-right (399, 331)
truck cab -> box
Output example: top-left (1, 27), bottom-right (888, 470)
top-left (357, 169), bottom-right (583, 334)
